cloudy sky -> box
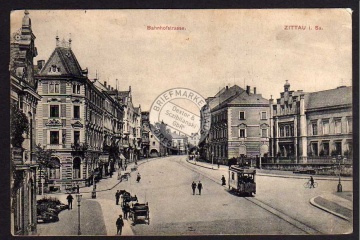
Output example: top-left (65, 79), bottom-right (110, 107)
top-left (11, 9), bottom-right (352, 110)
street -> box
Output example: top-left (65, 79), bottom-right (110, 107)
top-left (37, 155), bottom-right (353, 236)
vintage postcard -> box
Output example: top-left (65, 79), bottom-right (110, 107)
top-left (9, 9), bottom-right (354, 236)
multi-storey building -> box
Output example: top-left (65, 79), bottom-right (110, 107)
top-left (10, 10), bottom-right (41, 235)
top-left (270, 81), bottom-right (352, 163)
top-left (35, 37), bottom-right (122, 191)
top-left (141, 111), bottom-right (151, 158)
top-left (117, 87), bottom-right (142, 162)
top-left (204, 85), bottom-right (270, 165)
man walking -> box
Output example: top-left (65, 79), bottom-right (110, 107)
top-left (115, 190), bottom-right (120, 205)
top-left (66, 194), bottom-right (73, 210)
top-left (221, 175), bottom-right (226, 186)
top-left (197, 181), bottom-right (203, 195)
top-left (116, 214), bottom-right (124, 235)
top-left (191, 181), bottom-right (196, 195)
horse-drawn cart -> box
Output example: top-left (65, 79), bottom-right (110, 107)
top-left (129, 203), bottom-right (150, 225)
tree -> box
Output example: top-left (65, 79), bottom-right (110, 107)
top-left (34, 143), bottom-right (56, 168)
top-left (34, 144), bottom-right (56, 194)
top-left (10, 103), bottom-right (29, 148)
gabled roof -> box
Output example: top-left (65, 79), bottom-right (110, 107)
top-left (209, 85), bottom-right (268, 111)
top-left (208, 85), bottom-right (245, 109)
top-left (305, 86), bottom-right (352, 110)
top-left (38, 47), bottom-right (84, 77)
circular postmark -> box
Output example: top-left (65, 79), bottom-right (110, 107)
top-left (149, 88), bottom-right (211, 152)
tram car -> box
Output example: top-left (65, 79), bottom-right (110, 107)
top-left (228, 166), bottom-right (256, 196)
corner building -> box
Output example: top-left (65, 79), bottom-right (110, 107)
top-left (206, 85), bottom-right (270, 165)
top-left (35, 37), bottom-right (106, 191)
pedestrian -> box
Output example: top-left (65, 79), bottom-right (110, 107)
top-left (116, 214), bottom-right (124, 235)
top-left (191, 181), bottom-right (196, 195)
top-left (197, 181), bottom-right (203, 195)
top-left (136, 173), bottom-right (141, 183)
top-left (122, 203), bottom-right (130, 219)
top-left (115, 190), bottom-right (120, 205)
top-left (217, 161), bottom-right (220, 169)
top-left (124, 164), bottom-right (127, 171)
top-left (77, 184), bottom-right (80, 193)
top-left (309, 176), bottom-right (315, 188)
top-left (221, 175), bottom-right (226, 186)
top-left (66, 194), bottom-right (73, 210)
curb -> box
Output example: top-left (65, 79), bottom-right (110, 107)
top-left (186, 159), bottom-right (219, 170)
top-left (309, 196), bottom-right (350, 221)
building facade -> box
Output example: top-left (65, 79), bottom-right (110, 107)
top-left (10, 11), bottom-right (41, 235)
top-left (35, 37), bottom-right (125, 191)
top-left (270, 81), bottom-right (352, 164)
top-left (204, 85), bottom-right (270, 166)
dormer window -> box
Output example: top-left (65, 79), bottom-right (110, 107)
top-left (49, 65), bottom-right (60, 73)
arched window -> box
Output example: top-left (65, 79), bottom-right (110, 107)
top-left (73, 157), bottom-right (81, 179)
top-left (48, 157), bottom-right (61, 179)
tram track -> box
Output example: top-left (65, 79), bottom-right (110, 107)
top-left (175, 157), bottom-right (323, 235)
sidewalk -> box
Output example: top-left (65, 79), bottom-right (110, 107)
top-left (186, 159), bottom-right (352, 181)
top-left (37, 157), bottom-right (157, 236)
top-left (310, 192), bottom-right (353, 221)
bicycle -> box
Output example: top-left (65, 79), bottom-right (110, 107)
top-left (303, 181), bottom-right (318, 188)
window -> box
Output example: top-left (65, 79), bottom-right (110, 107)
top-left (239, 129), bottom-right (246, 138)
top-left (312, 122), bottom-right (318, 135)
top-left (73, 85), bottom-right (80, 94)
top-left (261, 129), bottom-right (267, 138)
top-left (261, 111), bottom-right (267, 120)
top-left (50, 131), bottom-right (59, 144)
top-left (285, 125), bottom-right (290, 136)
top-left (334, 142), bottom-right (342, 155)
top-left (279, 126), bottom-right (284, 137)
top-left (347, 117), bottom-right (352, 133)
top-left (239, 111), bottom-right (245, 120)
top-left (73, 106), bottom-right (80, 119)
top-left (49, 83), bottom-right (59, 93)
top-left (74, 131), bottom-right (80, 145)
top-left (322, 120), bottom-right (330, 135)
top-left (152, 141), bottom-right (155, 146)
top-left (48, 157), bottom-right (60, 179)
top-left (323, 142), bottom-right (330, 155)
top-left (50, 105), bottom-right (59, 118)
top-left (335, 119), bottom-right (342, 134)
top-left (73, 157), bottom-right (81, 179)
top-left (311, 142), bottom-right (318, 156)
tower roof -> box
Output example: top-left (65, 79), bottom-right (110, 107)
top-left (38, 46), bottom-right (84, 78)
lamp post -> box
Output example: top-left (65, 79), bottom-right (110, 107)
top-left (76, 194), bottom-right (82, 235)
top-left (337, 155), bottom-right (342, 192)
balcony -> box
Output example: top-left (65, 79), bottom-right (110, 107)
top-left (71, 142), bottom-right (88, 151)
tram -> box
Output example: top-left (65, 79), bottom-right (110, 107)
top-left (228, 166), bottom-right (256, 196)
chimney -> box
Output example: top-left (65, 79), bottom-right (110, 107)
top-left (254, 87), bottom-right (256, 94)
top-left (226, 86), bottom-right (228, 90)
top-left (37, 60), bottom-right (45, 70)
top-left (104, 81), bottom-right (107, 87)
top-left (246, 85), bottom-right (250, 94)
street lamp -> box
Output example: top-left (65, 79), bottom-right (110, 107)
top-left (337, 155), bottom-right (342, 192)
top-left (76, 194), bottom-right (82, 235)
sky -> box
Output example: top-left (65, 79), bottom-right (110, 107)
top-left (11, 9), bottom-right (352, 111)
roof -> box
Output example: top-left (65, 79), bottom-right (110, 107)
top-left (209, 85), bottom-right (268, 111)
top-left (38, 47), bottom-right (84, 77)
top-left (305, 86), bottom-right (352, 110)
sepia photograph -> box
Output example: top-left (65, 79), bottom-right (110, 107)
top-left (9, 8), bottom-right (355, 236)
